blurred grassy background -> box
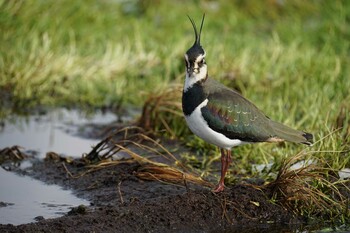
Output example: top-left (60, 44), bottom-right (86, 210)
top-left (1, 0), bottom-right (350, 221)
top-left (0, 0), bottom-right (349, 165)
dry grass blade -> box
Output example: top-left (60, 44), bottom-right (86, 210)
top-left (82, 126), bottom-right (212, 188)
top-left (61, 159), bottom-right (136, 179)
top-left (136, 164), bottom-right (213, 188)
top-left (85, 126), bottom-right (188, 169)
top-left (84, 126), bottom-right (147, 161)
top-left (266, 151), bottom-right (349, 218)
top-left (112, 133), bottom-right (187, 169)
top-left (114, 143), bottom-right (212, 187)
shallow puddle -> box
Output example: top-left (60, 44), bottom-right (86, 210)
top-left (0, 168), bottom-right (90, 225)
top-left (0, 108), bottom-right (117, 158)
top-left (0, 108), bottom-right (118, 225)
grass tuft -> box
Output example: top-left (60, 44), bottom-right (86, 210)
top-left (137, 84), bottom-right (188, 139)
top-left (265, 149), bottom-right (350, 223)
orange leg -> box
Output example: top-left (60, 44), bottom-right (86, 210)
top-left (212, 149), bottom-right (232, 193)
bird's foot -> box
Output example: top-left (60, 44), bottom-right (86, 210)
top-left (212, 183), bottom-right (225, 193)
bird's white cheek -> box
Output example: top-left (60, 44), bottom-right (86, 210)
top-left (199, 66), bottom-right (207, 78)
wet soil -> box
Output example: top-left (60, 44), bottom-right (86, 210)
top-left (0, 153), bottom-right (305, 233)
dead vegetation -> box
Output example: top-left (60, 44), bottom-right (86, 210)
top-left (137, 84), bottom-right (188, 138)
top-left (0, 146), bottom-right (30, 170)
top-left (81, 126), bottom-right (212, 188)
top-left (265, 151), bottom-right (350, 222)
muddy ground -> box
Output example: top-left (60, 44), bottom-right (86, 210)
top-left (0, 122), bottom-right (319, 233)
top-left (0, 156), bottom-right (307, 233)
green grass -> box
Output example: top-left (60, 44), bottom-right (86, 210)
top-left (1, 0), bottom-right (350, 224)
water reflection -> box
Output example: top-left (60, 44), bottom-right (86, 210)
top-left (0, 108), bottom-right (117, 158)
top-left (0, 168), bottom-right (89, 225)
top-left (0, 108), bottom-right (117, 225)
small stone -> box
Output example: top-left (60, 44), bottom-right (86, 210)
top-left (34, 216), bottom-right (45, 221)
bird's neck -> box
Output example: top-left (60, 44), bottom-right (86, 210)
top-left (182, 77), bottom-right (207, 116)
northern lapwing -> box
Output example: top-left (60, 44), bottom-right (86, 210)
top-left (182, 15), bottom-right (313, 193)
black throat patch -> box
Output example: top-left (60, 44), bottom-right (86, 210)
top-left (182, 82), bottom-right (206, 116)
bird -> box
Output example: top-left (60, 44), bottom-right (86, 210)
top-left (182, 14), bottom-right (313, 193)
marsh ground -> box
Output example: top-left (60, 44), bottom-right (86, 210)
top-left (1, 1), bottom-right (350, 231)
top-left (0, 155), bottom-right (302, 233)
top-left (0, 109), bottom-right (349, 232)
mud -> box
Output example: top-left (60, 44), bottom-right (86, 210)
top-left (0, 152), bottom-right (309, 233)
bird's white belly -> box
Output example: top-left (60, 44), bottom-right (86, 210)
top-left (185, 99), bottom-right (246, 149)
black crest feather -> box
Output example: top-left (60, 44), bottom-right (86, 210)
top-left (187, 14), bottom-right (205, 46)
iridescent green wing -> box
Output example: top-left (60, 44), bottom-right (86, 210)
top-left (201, 86), bottom-right (274, 142)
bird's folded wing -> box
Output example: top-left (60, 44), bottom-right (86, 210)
top-left (201, 88), bottom-right (274, 142)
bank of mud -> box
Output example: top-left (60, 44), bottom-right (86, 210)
top-left (0, 152), bottom-right (306, 233)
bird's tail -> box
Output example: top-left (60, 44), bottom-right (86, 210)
top-left (270, 120), bottom-right (313, 145)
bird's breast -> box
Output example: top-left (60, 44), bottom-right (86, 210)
top-left (185, 99), bottom-right (247, 149)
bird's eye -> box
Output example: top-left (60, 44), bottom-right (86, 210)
top-left (198, 59), bottom-right (205, 66)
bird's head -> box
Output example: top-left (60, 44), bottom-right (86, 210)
top-left (184, 14), bottom-right (207, 90)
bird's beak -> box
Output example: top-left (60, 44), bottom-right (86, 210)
top-left (188, 66), bottom-right (199, 76)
